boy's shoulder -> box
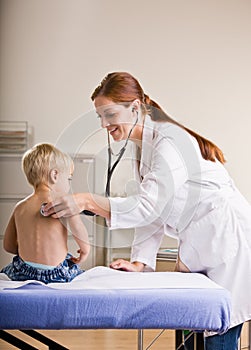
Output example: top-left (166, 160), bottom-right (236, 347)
top-left (14, 194), bottom-right (33, 211)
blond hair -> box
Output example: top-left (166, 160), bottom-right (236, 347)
top-left (22, 143), bottom-right (72, 188)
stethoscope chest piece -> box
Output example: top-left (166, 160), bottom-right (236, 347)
top-left (40, 203), bottom-right (47, 216)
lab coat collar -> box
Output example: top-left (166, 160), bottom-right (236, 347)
top-left (140, 115), bottom-right (156, 175)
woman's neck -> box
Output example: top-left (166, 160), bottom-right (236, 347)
top-left (130, 114), bottom-right (145, 148)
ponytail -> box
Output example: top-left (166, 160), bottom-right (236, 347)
top-left (145, 94), bottom-right (226, 164)
top-left (92, 72), bottom-right (226, 164)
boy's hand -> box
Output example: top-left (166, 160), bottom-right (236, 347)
top-left (70, 249), bottom-right (87, 264)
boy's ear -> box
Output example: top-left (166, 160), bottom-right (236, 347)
top-left (49, 169), bottom-right (59, 184)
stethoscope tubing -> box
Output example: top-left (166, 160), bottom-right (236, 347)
top-left (83, 112), bottom-right (139, 216)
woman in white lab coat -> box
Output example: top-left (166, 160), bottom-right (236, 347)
top-left (44, 72), bottom-right (251, 350)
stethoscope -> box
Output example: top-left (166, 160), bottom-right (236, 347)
top-left (40, 111), bottom-right (139, 217)
top-left (83, 110), bottom-right (139, 216)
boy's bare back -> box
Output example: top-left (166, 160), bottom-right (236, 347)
top-left (6, 191), bottom-right (69, 267)
top-left (3, 143), bottom-right (90, 272)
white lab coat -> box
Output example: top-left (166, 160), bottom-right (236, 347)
top-left (109, 115), bottom-right (251, 329)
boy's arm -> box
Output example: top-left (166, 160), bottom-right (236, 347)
top-left (67, 215), bottom-right (90, 264)
top-left (3, 211), bottom-right (18, 254)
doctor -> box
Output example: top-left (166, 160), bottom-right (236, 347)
top-left (44, 72), bottom-right (251, 350)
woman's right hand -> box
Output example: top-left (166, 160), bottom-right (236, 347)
top-left (110, 259), bottom-right (145, 272)
top-left (43, 192), bottom-right (111, 220)
top-left (43, 193), bottom-right (82, 218)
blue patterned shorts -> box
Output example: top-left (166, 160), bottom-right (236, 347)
top-left (1, 254), bottom-right (84, 284)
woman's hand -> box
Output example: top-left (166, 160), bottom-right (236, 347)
top-left (43, 193), bottom-right (110, 220)
top-left (110, 259), bottom-right (145, 272)
top-left (43, 193), bottom-right (82, 218)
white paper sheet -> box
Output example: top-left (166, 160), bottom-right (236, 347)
top-left (0, 266), bottom-right (223, 290)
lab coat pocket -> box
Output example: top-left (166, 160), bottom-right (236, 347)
top-left (180, 201), bottom-right (238, 270)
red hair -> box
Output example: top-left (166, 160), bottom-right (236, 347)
top-left (91, 72), bottom-right (226, 164)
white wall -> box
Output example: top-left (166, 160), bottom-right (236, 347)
top-left (1, 0), bottom-right (251, 200)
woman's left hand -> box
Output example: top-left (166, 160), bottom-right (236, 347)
top-left (110, 259), bottom-right (145, 272)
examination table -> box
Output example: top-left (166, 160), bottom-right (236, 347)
top-left (0, 266), bottom-right (231, 350)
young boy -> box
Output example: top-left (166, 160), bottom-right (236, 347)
top-left (1, 143), bottom-right (90, 283)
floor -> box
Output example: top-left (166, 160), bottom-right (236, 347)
top-left (0, 323), bottom-right (249, 350)
top-left (0, 329), bottom-right (176, 349)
